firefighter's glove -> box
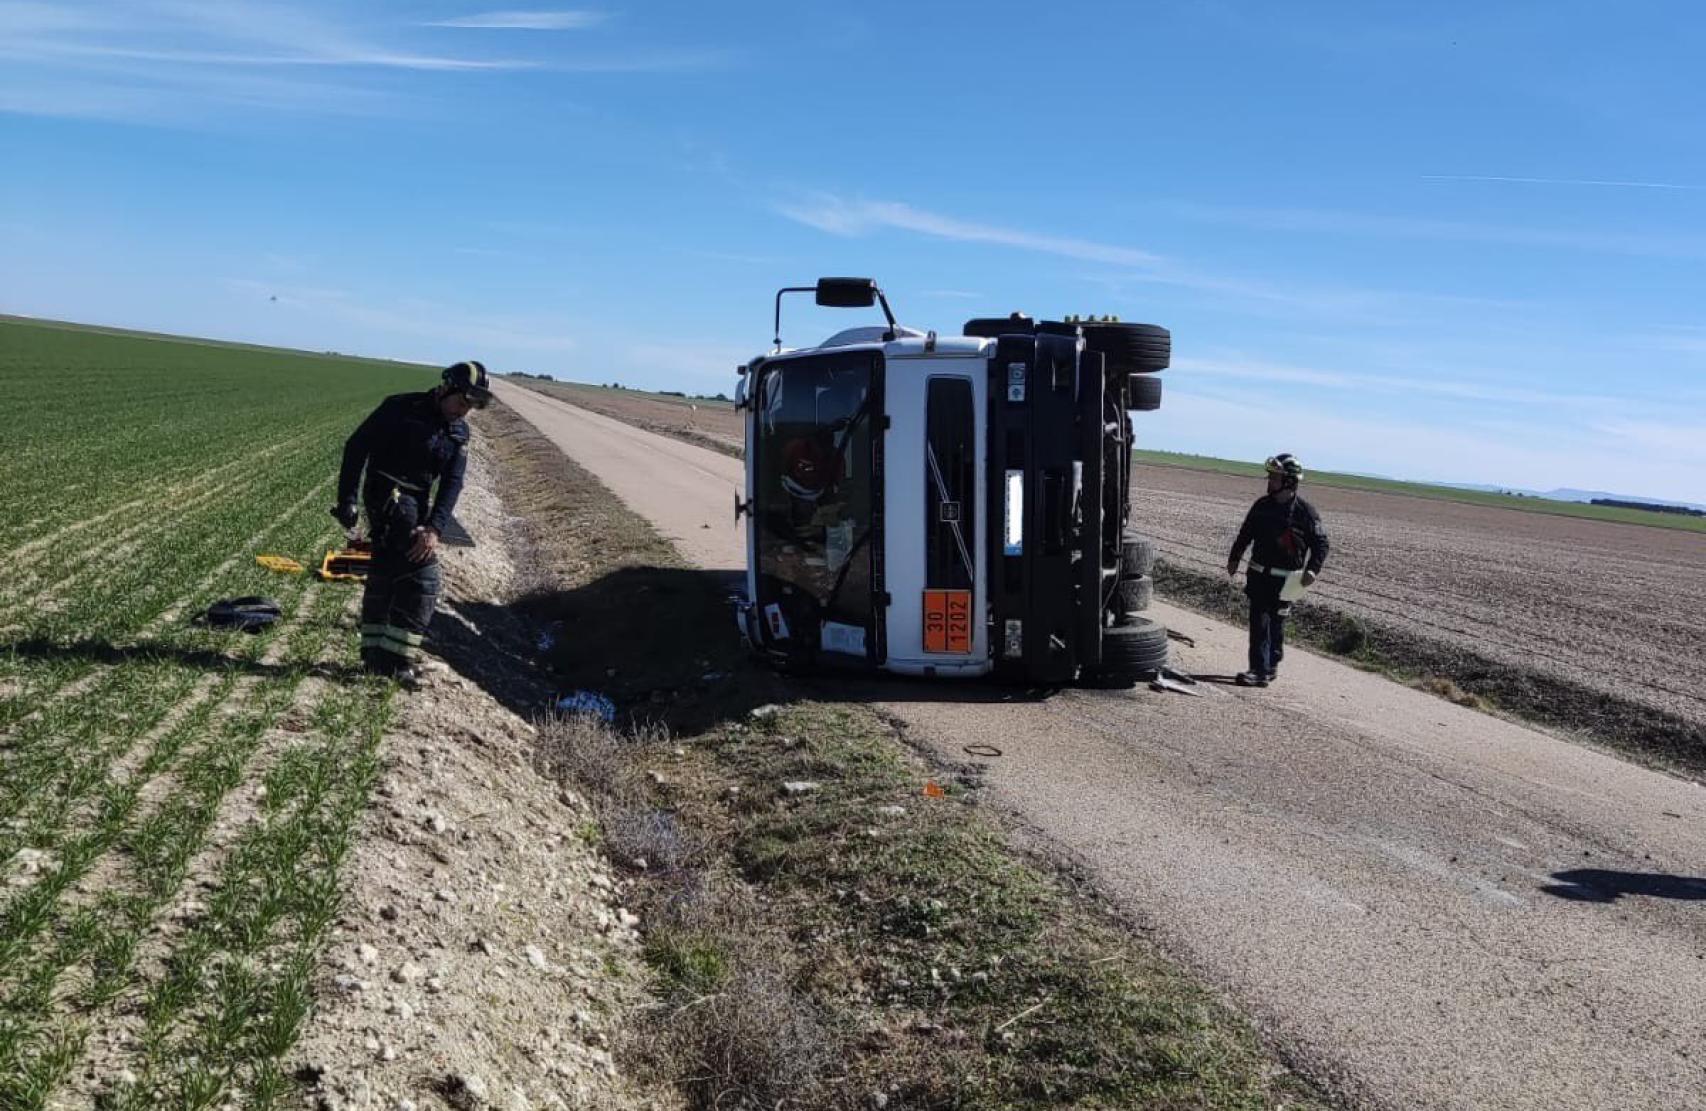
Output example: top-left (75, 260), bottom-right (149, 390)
top-left (1301, 570), bottom-right (1318, 588)
top-left (407, 526), bottom-right (440, 563)
top-left (331, 503), bottom-right (359, 531)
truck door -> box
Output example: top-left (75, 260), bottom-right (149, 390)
top-left (883, 361), bottom-right (986, 674)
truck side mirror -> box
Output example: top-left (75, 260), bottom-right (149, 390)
top-left (815, 277), bottom-right (878, 308)
top-left (773, 278), bottom-right (897, 349)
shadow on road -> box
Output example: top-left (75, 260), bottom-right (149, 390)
top-left (1541, 869), bottom-right (1706, 903)
top-left (433, 565), bottom-right (780, 735)
top-left (432, 564), bottom-right (1067, 738)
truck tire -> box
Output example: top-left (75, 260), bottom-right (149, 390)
top-left (962, 313), bottom-right (1034, 339)
top-left (1115, 574), bottom-right (1153, 614)
top-left (1081, 322), bottom-right (1170, 374)
top-left (1120, 531), bottom-right (1155, 577)
top-left (1128, 374), bottom-right (1162, 412)
top-left (1087, 618), bottom-right (1169, 686)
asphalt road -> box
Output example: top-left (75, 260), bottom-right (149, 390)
top-left (495, 379), bottom-right (1706, 1111)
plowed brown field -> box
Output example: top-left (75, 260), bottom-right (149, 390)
top-left (512, 379), bottom-right (743, 456)
top-left (1134, 462), bottom-right (1706, 736)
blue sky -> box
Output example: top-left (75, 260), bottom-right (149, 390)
top-left (3, 1), bottom-right (1704, 503)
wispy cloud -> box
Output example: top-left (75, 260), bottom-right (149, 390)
top-left (777, 194), bottom-right (1161, 268)
top-left (624, 340), bottom-right (752, 389)
top-left (1636, 325), bottom-right (1706, 355)
top-left (2, 38), bottom-right (535, 70)
top-left (0, 1), bottom-right (541, 123)
top-left (225, 277), bottom-right (579, 354)
top-left (678, 247), bottom-right (782, 266)
top-left (0, 1), bottom-right (121, 35)
top-left (778, 192), bottom-right (1543, 326)
top-left (484, 218), bottom-right (584, 240)
top-left (545, 47), bottom-right (730, 73)
top-left (1174, 354), bottom-right (1631, 412)
top-left (1423, 174), bottom-right (1703, 192)
top-left (0, 68), bottom-right (396, 123)
top-left (1164, 201), bottom-right (1706, 261)
top-left (1145, 387), bottom-right (1699, 504)
top-left (1592, 419), bottom-right (1706, 466)
top-left (427, 10), bottom-right (606, 30)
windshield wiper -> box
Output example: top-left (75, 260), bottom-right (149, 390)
top-left (926, 444), bottom-right (975, 584)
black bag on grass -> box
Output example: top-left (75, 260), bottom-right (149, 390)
top-left (197, 596), bottom-right (284, 634)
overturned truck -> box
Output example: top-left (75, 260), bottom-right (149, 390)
top-left (735, 277), bottom-right (1169, 687)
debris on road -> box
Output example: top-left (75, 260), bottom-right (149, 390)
top-left (1151, 673), bottom-right (1203, 698)
top-left (555, 690), bottom-right (616, 722)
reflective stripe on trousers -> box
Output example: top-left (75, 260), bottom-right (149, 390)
top-left (360, 623), bottom-right (425, 660)
top-left (359, 550), bottom-right (441, 663)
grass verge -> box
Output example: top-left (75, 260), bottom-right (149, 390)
top-left (485, 399), bottom-right (1325, 1110)
top-left (1151, 559), bottom-right (1705, 778)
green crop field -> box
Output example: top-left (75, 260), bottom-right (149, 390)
top-left (1132, 448), bottom-right (1706, 533)
top-left (0, 317), bottom-right (430, 1108)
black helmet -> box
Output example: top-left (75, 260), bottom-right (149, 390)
top-left (1265, 452), bottom-right (1304, 485)
top-left (442, 360), bottom-right (492, 408)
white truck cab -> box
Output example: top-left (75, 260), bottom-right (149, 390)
top-left (735, 278), bottom-right (1169, 687)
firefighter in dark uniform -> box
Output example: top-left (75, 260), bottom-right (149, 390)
top-left (332, 360), bottom-right (491, 682)
top-left (1225, 453), bottom-right (1329, 687)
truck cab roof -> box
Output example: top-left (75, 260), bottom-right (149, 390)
top-left (767, 326), bottom-right (994, 363)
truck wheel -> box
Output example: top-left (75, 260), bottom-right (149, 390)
top-left (1128, 374), bottom-right (1162, 412)
top-left (1088, 618), bottom-right (1170, 685)
top-left (1120, 530), bottom-right (1155, 577)
top-left (1081, 322), bottom-right (1169, 374)
top-left (1115, 574), bottom-right (1153, 614)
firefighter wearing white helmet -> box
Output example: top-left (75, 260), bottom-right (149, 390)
top-left (1225, 452), bottom-right (1330, 687)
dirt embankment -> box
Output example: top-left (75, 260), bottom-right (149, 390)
top-left (287, 425), bottom-right (672, 1111)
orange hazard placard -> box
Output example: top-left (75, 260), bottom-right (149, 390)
top-left (923, 590), bottom-right (973, 654)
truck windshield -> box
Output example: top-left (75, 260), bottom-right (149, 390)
top-left (752, 352), bottom-right (878, 657)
